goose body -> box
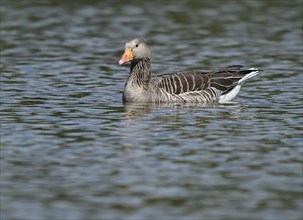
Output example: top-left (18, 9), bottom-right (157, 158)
top-left (119, 39), bottom-right (259, 103)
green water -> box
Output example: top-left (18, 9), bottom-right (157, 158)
top-left (1, 1), bottom-right (302, 219)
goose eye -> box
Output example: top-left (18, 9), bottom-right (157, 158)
top-left (135, 44), bottom-right (139, 47)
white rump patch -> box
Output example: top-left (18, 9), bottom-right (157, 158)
top-left (219, 85), bottom-right (241, 103)
top-left (219, 68), bottom-right (259, 103)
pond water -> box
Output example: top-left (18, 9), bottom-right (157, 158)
top-left (1, 1), bottom-right (302, 219)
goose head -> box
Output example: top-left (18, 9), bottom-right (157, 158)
top-left (119, 39), bottom-right (150, 65)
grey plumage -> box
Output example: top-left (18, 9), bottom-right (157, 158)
top-left (119, 39), bottom-right (259, 103)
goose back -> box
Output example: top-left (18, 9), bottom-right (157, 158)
top-left (149, 65), bottom-right (258, 103)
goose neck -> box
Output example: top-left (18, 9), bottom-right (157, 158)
top-left (128, 57), bottom-right (151, 88)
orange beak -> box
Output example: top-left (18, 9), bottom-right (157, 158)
top-left (119, 48), bottom-right (134, 65)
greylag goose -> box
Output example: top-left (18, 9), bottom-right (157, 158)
top-left (119, 39), bottom-right (259, 103)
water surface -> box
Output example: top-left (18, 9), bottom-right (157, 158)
top-left (1, 1), bottom-right (302, 219)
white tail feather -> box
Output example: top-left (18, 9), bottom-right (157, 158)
top-left (239, 68), bottom-right (259, 84)
top-left (219, 68), bottom-right (259, 103)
